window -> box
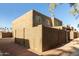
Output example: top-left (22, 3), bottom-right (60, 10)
top-left (34, 15), bottom-right (42, 26)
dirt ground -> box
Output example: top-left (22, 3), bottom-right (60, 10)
top-left (37, 38), bottom-right (79, 56)
top-left (0, 38), bottom-right (79, 56)
top-left (0, 38), bottom-right (38, 56)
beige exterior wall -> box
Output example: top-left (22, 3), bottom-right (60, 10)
top-left (12, 10), bottom-right (33, 38)
top-left (14, 25), bottom-right (43, 52)
top-left (12, 10), bottom-right (43, 52)
top-left (15, 28), bottom-right (24, 38)
top-left (25, 25), bottom-right (42, 52)
top-left (53, 26), bottom-right (79, 40)
top-left (70, 30), bottom-right (74, 40)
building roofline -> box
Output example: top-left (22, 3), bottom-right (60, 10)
top-left (31, 9), bottom-right (62, 22)
top-left (12, 9), bottom-right (62, 24)
top-left (12, 10), bottom-right (33, 24)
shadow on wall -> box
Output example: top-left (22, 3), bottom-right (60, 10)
top-left (15, 38), bottom-right (30, 49)
top-left (42, 26), bottom-right (71, 52)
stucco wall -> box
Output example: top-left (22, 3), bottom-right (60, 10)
top-left (12, 10), bottom-right (33, 38)
top-left (14, 25), bottom-right (43, 52)
top-left (74, 31), bottom-right (79, 38)
top-left (12, 10), bottom-right (72, 53)
top-left (53, 26), bottom-right (79, 40)
top-left (69, 30), bottom-right (74, 40)
top-left (69, 31), bottom-right (78, 40)
top-left (25, 25), bottom-right (42, 52)
top-left (42, 26), bottom-right (68, 51)
top-left (14, 24), bottom-right (70, 53)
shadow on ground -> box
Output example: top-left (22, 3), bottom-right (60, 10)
top-left (44, 39), bottom-right (79, 56)
top-left (0, 38), bottom-right (79, 56)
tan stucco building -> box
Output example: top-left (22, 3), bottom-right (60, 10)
top-left (12, 10), bottom-right (77, 53)
top-left (53, 25), bottom-right (79, 40)
top-left (12, 10), bottom-right (62, 38)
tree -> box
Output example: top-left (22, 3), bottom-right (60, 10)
top-left (49, 3), bottom-right (79, 27)
top-left (49, 3), bottom-right (79, 17)
top-left (49, 3), bottom-right (57, 17)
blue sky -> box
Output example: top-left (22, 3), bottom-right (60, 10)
top-left (0, 3), bottom-right (78, 30)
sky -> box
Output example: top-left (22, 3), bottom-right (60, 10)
top-left (0, 3), bottom-right (78, 30)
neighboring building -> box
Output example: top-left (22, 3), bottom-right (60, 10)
top-left (0, 31), bottom-right (12, 38)
top-left (53, 26), bottom-right (79, 40)
top-left (12, 10), bottom-right (78, 53)
top-left (0, 27), bottom-right (12, 38)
